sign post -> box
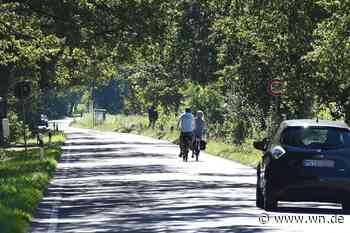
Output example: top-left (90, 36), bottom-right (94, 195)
top-left (14, 81), bottom-right (31, 153)
top-left (267, 79), bottom-right (283, 137)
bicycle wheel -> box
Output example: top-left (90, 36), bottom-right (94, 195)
top-left (195, 139), bottom-right (200, 161)
top-left (183, 150), bottom-right (188, 162)
top-left (179, 142), bottom-right (183, 157)
top-left (183, 137), bottom-right (191, 162)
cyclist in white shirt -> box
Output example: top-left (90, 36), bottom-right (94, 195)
top-left (177, 108), bottom-right (194, 159)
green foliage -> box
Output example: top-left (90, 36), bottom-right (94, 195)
top-left (7, 111), bottom-right (24, 142)
top-left (94, 79), bottom-right (126, 114)
top-left (2, 0), bottom-right (350, 144)
top-left (0, 204), bottom-right (28, 233)
top-left (304, 0), bottom-right (350, 122)
top-left (184, 83), bottom-right (226, 123)
top-left (0, 138), bottom-right (63, 233)
top-left (1, 0), bottom-right (176, 133)
top-left (127, 64), bottom-right (184, 113)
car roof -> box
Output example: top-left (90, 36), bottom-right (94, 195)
top-left (281, 119), bottom-right (350, 130)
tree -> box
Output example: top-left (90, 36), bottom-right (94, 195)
top-left (305, 0), bottom-right (350, 122)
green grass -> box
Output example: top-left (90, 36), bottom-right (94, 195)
top-left (206, 139), bottom-right (261, 166)
top-left (27, 133), bottom-right (65, 146)
top-left (0, 133), bottom-right (64, 233)
top-left (72, 114), bottom-right (261, 167)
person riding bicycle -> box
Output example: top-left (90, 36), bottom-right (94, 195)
top-left (194, 111), bottom-right (206, 139)
top-left (192, 110), bottom-right (206, 160)
top-left (177, 108), bottom-right (194, 159)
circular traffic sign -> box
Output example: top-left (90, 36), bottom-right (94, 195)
top-left (268, 79), bottom-right (282, 97)
top-left (14, 81), bottom-right (31, 99)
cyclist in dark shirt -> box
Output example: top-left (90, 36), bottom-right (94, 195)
top-left (192, 110), bottom-right (206, 161)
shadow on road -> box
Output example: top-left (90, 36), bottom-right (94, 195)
top-left (53, 177), bottom-right (266, 233)
top-left (30, 131), bottom-right (274, 233)
top-left (66, 141), bottom-right (174, 146)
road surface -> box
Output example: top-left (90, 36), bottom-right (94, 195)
top-left (29, 119), bottom-right (350, 233)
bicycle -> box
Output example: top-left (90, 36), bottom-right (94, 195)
top-left (192, 136), bottom-right (201, 161)
top-left (180, 134), bottom-right (192, 162)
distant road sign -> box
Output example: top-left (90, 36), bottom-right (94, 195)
top-left (268, 79), bottom-right (282, 97)
top-left (14, 81), bottom-right (31, 99)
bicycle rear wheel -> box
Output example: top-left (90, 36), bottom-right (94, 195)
top-left (183, 137), bottom-right (191, 162)
top-left (195, 139), bottom-right (200, 161)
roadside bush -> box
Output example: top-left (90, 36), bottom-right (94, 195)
top-left (184, 83), bottom-right (226, 124)
top-left (0, 204), bottom-right (28, 233)
top-left (156, 112), bottom-right (178, 131)
top-left (7, 111), bottom-right (32, 144)
top-left (7, 111), bottom-right (24, 143)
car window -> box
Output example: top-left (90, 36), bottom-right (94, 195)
top-left (280, 126), bottom-right (350, 148)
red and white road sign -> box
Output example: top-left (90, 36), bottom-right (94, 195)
top-left (268, 79), bottom-right (282, 97)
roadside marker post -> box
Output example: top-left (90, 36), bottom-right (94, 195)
top-left (267, 79), bottom-right (283, 137)
top-left (14, 81), bottom-right (31, 154)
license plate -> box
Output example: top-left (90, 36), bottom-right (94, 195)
top-left (303, 160), bottom-right (335, 168)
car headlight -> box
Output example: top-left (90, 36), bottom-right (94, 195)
top-left (271, 146), bottom-right (286, 159)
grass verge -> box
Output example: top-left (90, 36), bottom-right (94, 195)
top-left (0, 133), bottom-right (65, 233)
top-left (72, 114), bottom-right (261, 167)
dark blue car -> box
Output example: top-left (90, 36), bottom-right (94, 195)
top-left (254, 119), bottom-right (350, 211)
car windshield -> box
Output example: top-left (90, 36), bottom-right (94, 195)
top-left (281, 126), bottom-right (350, 149)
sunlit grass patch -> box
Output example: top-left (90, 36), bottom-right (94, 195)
top-left (206, 140), bottom-right (261, 167)
top-left (0, 134), bottom-right (64, 233)
top-left (20, 132), bottom-right (65, 146)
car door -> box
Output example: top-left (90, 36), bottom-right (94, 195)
top-left (260, 125), bottom-right (285, 188)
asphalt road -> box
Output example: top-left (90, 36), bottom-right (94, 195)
top-left (29, 119), bottom-right (350, 233)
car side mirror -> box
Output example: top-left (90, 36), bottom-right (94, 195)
top-left (253, 140), bottom-right (268, 151)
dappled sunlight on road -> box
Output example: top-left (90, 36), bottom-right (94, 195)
top-left (29, 122), bottom-right (350, 233)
